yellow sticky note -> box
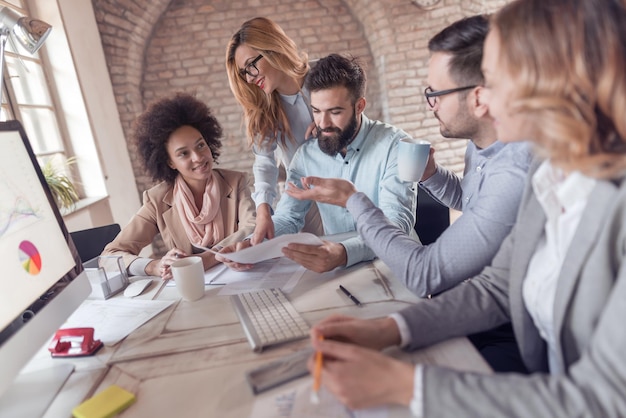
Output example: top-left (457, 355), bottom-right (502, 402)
top-left (72, 385), bottom-right (135, 418)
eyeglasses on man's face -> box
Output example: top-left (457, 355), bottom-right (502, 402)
top-left (424, 85), bottom-right (477, 108)
top-left (239, 54), bottom-right (264, 80)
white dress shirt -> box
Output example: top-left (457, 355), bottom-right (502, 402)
top-left (522, 160), bottom-right (596, 373)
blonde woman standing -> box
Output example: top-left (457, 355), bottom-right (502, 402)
top-left (226, 17), bottom-right (321, 245)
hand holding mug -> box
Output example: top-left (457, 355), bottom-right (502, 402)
top-left (397, 138), bottom-right (431, 182)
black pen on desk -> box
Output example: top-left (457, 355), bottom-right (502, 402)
top-left (339, 285), bottom-right (361, 306)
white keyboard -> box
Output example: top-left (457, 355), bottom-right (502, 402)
top-left (231, 288), bottom-right (310, 352)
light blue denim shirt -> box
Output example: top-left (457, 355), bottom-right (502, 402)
top-left (251, 87), bottom-right (313, 207)
top-left (272, 114), bottom-right (417, 268)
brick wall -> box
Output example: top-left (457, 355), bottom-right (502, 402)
top-left (93, 0), bottom-right (508, 195)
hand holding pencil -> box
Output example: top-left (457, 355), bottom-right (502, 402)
top-left (307, 328), bottom-right (415, 410)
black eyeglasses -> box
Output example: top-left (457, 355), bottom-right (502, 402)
top-left (424, 85), bottom-right (477, 108)
top-left (239, 54), bottom-right (263, 79)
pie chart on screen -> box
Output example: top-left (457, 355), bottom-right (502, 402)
top-left (19, 240), bottom-right (42, 275)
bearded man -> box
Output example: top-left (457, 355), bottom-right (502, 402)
top-left (262, 53), bottom-right (417, 273)
top-left (280, 17), bottom-right (532, 374)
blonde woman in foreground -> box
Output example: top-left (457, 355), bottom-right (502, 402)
top-left (307, 0), bottom-right (626, 416)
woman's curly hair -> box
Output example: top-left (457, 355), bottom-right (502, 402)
top-left (133, 93), bottom-right (223, 184)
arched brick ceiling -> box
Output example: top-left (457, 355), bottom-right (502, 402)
top-left (93, 0), bottom-right (173, 129)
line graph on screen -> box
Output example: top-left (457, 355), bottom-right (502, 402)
top-left (0, 187), bottom-right (42, 238)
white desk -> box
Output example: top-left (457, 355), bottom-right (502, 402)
top-left (36, 259), bottom-right (491, 417)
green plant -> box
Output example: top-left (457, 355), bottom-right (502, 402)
top-left (41, 157), bottom-right (79, 210)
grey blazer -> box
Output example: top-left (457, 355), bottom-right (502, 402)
top-left (399, 161), bottom-right (626, 417)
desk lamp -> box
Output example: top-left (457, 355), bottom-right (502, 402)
top-left (0, 6), bottom-right (52, 109)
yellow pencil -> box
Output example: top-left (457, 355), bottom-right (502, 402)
top-left (311, 335), bottom-right (324, 404)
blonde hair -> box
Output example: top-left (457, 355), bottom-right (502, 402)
top-left (226, 17), bottom-right (309, 147)
top-left (493, 0), bottom-right (626, 179)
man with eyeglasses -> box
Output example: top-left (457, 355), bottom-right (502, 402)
top-left (285, 15), bottom-right (532, 373)
top-left (415, 14), bottom-right (532, 285)
top-left (419, 14), bottom-right (533, 374)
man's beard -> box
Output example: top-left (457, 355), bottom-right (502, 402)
top-left (316, 112), bottom-right (359, 157)
top-left (434, 105), bottom-right (477, 139)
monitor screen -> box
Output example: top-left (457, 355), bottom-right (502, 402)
top-left (0, 120), bottom-right (90, 400)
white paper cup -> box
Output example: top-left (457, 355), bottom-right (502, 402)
top-left (171, 256), bottom-right (205, 301)
top-left (397, 138), bottom-right (431, 182)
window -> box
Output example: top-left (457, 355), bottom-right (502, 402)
top-left (0, 0), bottom-right (79, 195)
top-left (0, 0), bottom-right (139, 229)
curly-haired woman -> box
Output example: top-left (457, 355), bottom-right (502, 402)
top-left (103, 93), bottom-right (256, 279)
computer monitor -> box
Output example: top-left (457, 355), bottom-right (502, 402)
top-left (0, 120), bottom-right (90, 415)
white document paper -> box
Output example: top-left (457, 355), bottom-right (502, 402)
top-left (201, 263), bottom-right (228, 284)
top-left (249, 379), bottom-right (388, 418)
top-left (217, 258), bottom-right (306, 295)
top-left (165, 257), bottom-right (307, 289)
top-left (220, 233), bottom-right (323, 264)
top-left (62, 298), bottom-right (175, 346)
top-left (163, 263), bottom-right (229, 287)
top-left (206, 259), bottom-right (284, 285)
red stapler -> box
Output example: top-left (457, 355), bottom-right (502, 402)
top-left (48, 327), bottom-right (103, 357)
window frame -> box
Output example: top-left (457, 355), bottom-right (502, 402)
top-left (0, 0), bottom-right (83, 198)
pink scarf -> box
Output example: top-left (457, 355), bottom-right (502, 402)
top-left (173, 173), bottom-right (225, 247)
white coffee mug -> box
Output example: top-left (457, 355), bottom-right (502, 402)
top-left (171, 256), bottom-right (205, 302)
top-left (397, 138), bottom-right (431, 182)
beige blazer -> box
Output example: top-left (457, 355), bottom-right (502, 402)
top-left (103, 168), bottom-right (256, 272)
